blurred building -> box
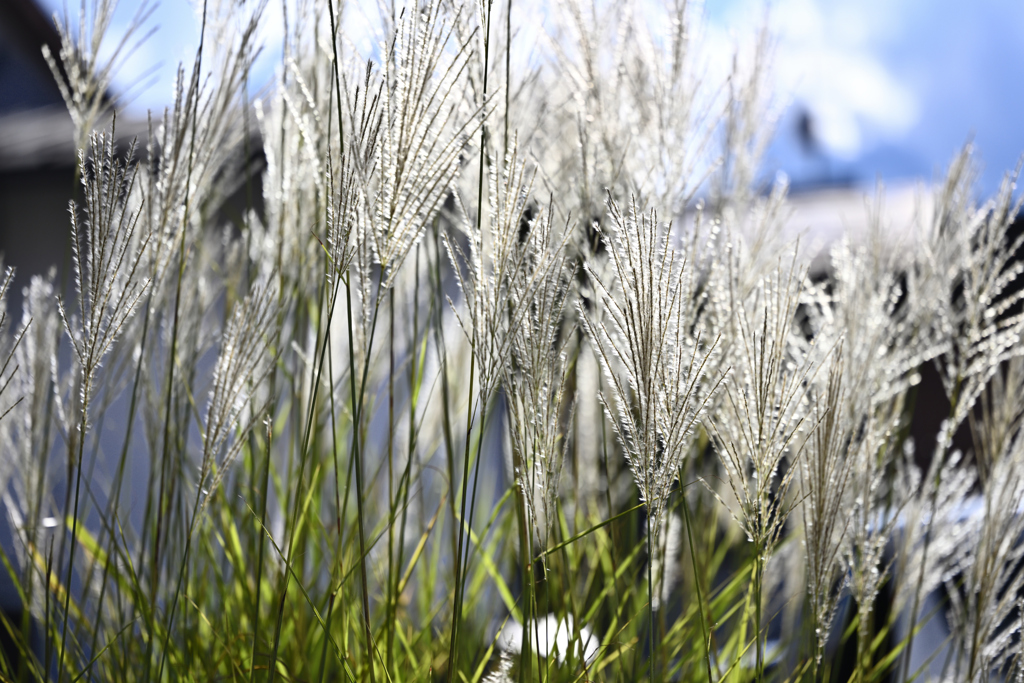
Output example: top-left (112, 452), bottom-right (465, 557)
top-left (0, 0), bottom-right (150, 296)
top-left (0, 0), bottom-right (262, 303)
top-left (0, 0), bottom-right (78, 286)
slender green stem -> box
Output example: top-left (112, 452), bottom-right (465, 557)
top-left (154, 427), bottom-right (212, 682)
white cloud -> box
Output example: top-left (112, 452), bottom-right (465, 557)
top-left (704, 0), bottom-right (921, 158)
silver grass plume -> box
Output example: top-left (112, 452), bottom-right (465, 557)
top-left (799, 346), bottom-right (854, 667)
top-left (326, 60), bottom-right (384, 287)
top-left (580, 195), bottom-right (721, 540)
top-left (0, 266), bottom-right (30, 504)
top-left (503, 196), bottom-right (576, 548)
top-left (60, 130), bottom-right (152, 435)
top-left (0, 273), bottom-right (59, 621)
top-left (899, 444), bottom-right (973, 583)
top-left (0, 267), bottom-right (26, 429)
top-left (797, 196), bottom-right (940, 668)
top-left (198, 278), bottom-right (278, 513)
top-left (136, 0), bottom-right (264, 298)
top-left (837, 397), bottom-right (912, 664)
top-left (896, 150), bottom-right (1024, 678)
top-left (446, 138), bottom-right (561, 405)
top-left (972, 355), bottom-right (1024, 486)
top-left (2, 273), bottom-right (58, 523)
top-left (944, 356), bottom-right (1024, 680)
top-left (371, 0), bottom-right (483, 288)
top-left (923, 149), bottom-right (1024, 437)
top-left (482, 649), bottom-right (514, 683)
top-left (698, 186), bottom-right (797, 360)
top-left (53, 127), bottom-right (151, 679)
top-left (805, 201), bottom-right (946, 413)
top-left (712, 21), bottom-right (777, 215)
top-left (706, 254), bottom-right (824, 558)
top-left (268, 14), bottom-right (366, 294)
top-left (543, 0), bottom-right (721, 220)
top-left (704, 250), bottom-right (833, 680)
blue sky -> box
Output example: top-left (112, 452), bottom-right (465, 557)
top-left (705, 0), bottom-right (1024, 195)
top-left (36, 0), bottom-right (1024, 196)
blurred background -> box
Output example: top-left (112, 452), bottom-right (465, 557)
top-left (3, 0), bottom-right (1024, 282)
top-left (707, 0), bottom-right (1024, 197)
top-left (2, 0), bottom-right (1024, 274)
top-left (11, 0), bottom-right (1024, 189)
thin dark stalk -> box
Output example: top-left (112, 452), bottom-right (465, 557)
top-left (510, 424), bottom-right (533, 683)
top-left (681, 486), bottom-right (714, 683)
top-left (154, 437), bottom-right (210, 682)
top-left (391, 249), bottom-right (423, 676)
top-left (142, 4), bottom-right (208, 678)
top-left (448, 2), bottom-right (493, 677)
top-left (150, 0), bottom-right (207, 612)
top-left (268, 272), bottom-right (344, 682)
top-left (248, 420), bottom-right (274, 681)
top-left (648, 511), bottom-right (656, 682)
top-left (344, 273), bottom-right (376, 683)
top-left (386, 288), bottom-right (396, 673)
top-left (755, 550), bottom-right (765, 682)
top-left (318, 32), bottom-right (349, 680)
top-left (463, 394), bottom-right (490, 633)
top-left (44, 540), bottom-right (54, 681)
top-left (446, 350), bottom-right (476, 681)
top-left (399, 246), bottom-right (423, 561)
top-left (56, 373), bottom-right (91, 683)
top-left (503, 0), bottom-right (510, 158)
top-left (899, 377), bottom-right (961, 683)
top-left (316, 592), bottom-right (337, 683)
top-left (430, 221), bottom-right (460, 566)
top-left (86, 300), bottom-right (152, 664)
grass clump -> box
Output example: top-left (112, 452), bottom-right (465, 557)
top-left (0, 1), bottom-right (1023, 682)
